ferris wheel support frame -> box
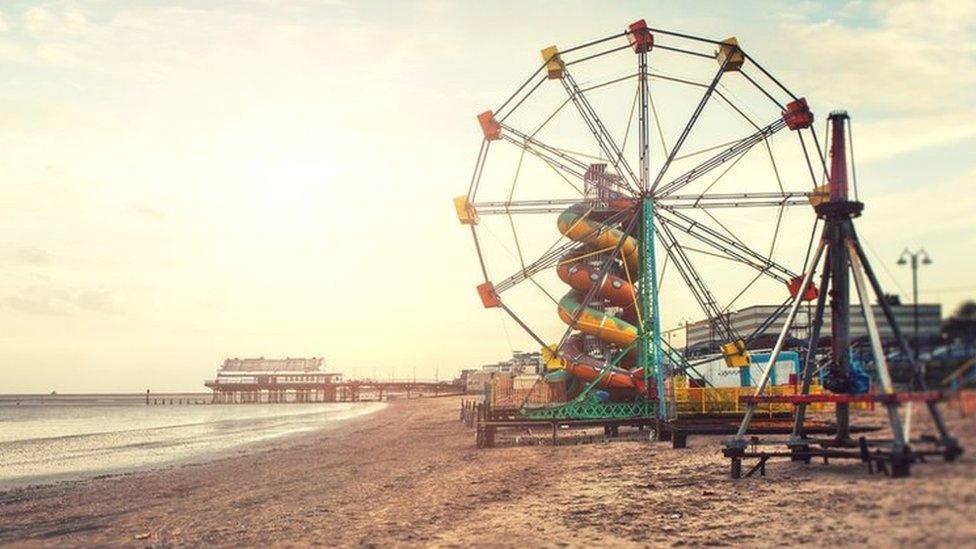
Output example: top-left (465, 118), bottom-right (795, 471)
top-left (630, 23), bottom-right (668, 417)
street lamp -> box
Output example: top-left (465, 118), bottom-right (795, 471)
top-left (897, 248), bottom-right (932, 359)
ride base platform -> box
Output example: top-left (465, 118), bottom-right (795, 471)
top-left (724, 434), bottom-right (962, 479)
top-left (724, 391), bottom-right (964, 478)
top-left (467, 400), bottom-right (878, 449)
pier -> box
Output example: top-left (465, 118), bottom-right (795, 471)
top-left (205, 378), bottom-right (462, 403)
top-left (202, 356), bottom-right (462, 403)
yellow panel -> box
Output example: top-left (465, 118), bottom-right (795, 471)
top-left (808, 184), bottom-right (829, 207)
top-left (453, 195), bottom-right (479, 225)
top-left (541, 344), bottom-right (566, 371)
top-left (721, 339), bottom-right (751, 368)
top-left (716, 37), bottom-right (744, 72)
top-left (540, 45), bottom-right (564, 80)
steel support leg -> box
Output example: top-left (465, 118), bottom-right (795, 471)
top-left (849, 240), bottom-right (908, 459)
top-left (828, 221), bottom-right (853, 439)
top-left (790, 255), bottom-right (832, 441)
top-left (730, 235), bottom-right (827, 444)
top-left (849, 230), bottom-right (961, 457)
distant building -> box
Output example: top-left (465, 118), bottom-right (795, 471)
top-left (464, 370), bottom-right (495, 393)
top-left (684, 303), bottom-right (942, 355)
top-left (510, 351), bottom-right (543, 375)
top-left (205, 357), bottom-right (342, 403)
top-left (460, 351), bottom-right (544, 393)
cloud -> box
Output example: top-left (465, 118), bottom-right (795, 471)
top-left (23, 6), bottom-right (88, 35)
top-left (4, 285), bottom-right (119, 316)
top-left (866, 165), bottom-right (976, 236)
top-left (776, 0), bottom-right (976, 114)
top-left (0, 245), bottom-right (52, 266)
top-left (128, 203), bottom-right (170, 223)
top-left (22, 7), bottom-right (52, 34)
top-left (851, 111), bottom-right (976, 162)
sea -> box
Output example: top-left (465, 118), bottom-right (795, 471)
top-left (0, 393), bottom-right (385, 489)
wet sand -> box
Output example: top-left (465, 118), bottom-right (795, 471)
top-left (1, 396), bottom-right (974, 547)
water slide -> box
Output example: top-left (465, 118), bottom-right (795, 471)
top-left (550, 203), bottom-right (647, 395)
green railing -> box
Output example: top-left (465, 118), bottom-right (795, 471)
top-left (519, 398), bottom-right (656, 420)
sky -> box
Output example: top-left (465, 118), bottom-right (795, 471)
top-left (0, 0), bottom-right (973, 393)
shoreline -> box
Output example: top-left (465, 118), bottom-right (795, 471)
top-left (0, 400), bottom-right (387, 491)
top-left (2, 396), bottom-right (974, 546)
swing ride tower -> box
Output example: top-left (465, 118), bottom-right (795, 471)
top-left (723, 111), bottom-right (963, 478)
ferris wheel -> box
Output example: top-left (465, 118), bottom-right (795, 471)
top-left (455, 20), bottom-right (830, 419)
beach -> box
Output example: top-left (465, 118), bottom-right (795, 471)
top-left (2, 396), bottom-right (974, 547)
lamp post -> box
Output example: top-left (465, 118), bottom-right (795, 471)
top-left (897, 248), bottom-right (932, 359)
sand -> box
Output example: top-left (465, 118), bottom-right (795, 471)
top-left (1, 396), bottom-right (974, 547)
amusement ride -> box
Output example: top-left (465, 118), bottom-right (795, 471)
top-left (454, 20), bottom-right (961, 477)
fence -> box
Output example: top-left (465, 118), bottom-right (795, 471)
top-left (673, 381), bottom-right (874, 415)
top-left (488, 374), bottom-right (874, 417)
top-left (489, 376), bottom-right (567, 409)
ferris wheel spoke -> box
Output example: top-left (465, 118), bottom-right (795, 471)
top-left (655, 221), bottom-right (718, 323)
top-left (675, 137), bottom-right (746, 162)
top-left (660, 198), bottom-right (812, 210)
top-left (647, 71), bottom-right (762, 132)
top-left (501, 125), bottom-right (592, 173)
top-left (701, 207), bottom-right (746, 248)
top-left (654, 117), bottom-right (788, 197)
top-left (473, 198), bottom-right (586, 216)
top-left (498, 133), bottom-right (587, 195)
top-left (559, 68), bottom-right (642, 196)
top-left (742, 296), bottom-right (794, 347)
top-left (497, 302), bottom-right (550, 350)
top-left (492, 206), bottom-right (632, 294)
top-left (501, 122), bottom-right (640, 197)
top-left (657, 208), bottom-right (796, 282)
top-left (661, 191), bottom-right (812, 202)
top-left (649, 52), bottom-right (738, 194)
top-left (656, 219), bottom-right (738, 343)
top-left (494, 240), bottom-right (582, 294)
top-left (527, 76), bottom-right (641, 146)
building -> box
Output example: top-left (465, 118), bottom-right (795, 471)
top-left (510, 351), bottom-right (543, 375)
top-left (464, 370), bottom-right (495, 393)
top-left (460, 351), bottom-right (544, 393)
top-left (205, 357), bottom-right (343, 403)
top-left (480, 351), bottom-right (542, 375)
top-left (684, 303), bottom-right (941, 355)
top-left (687, 351), bottom-right (801, 388)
